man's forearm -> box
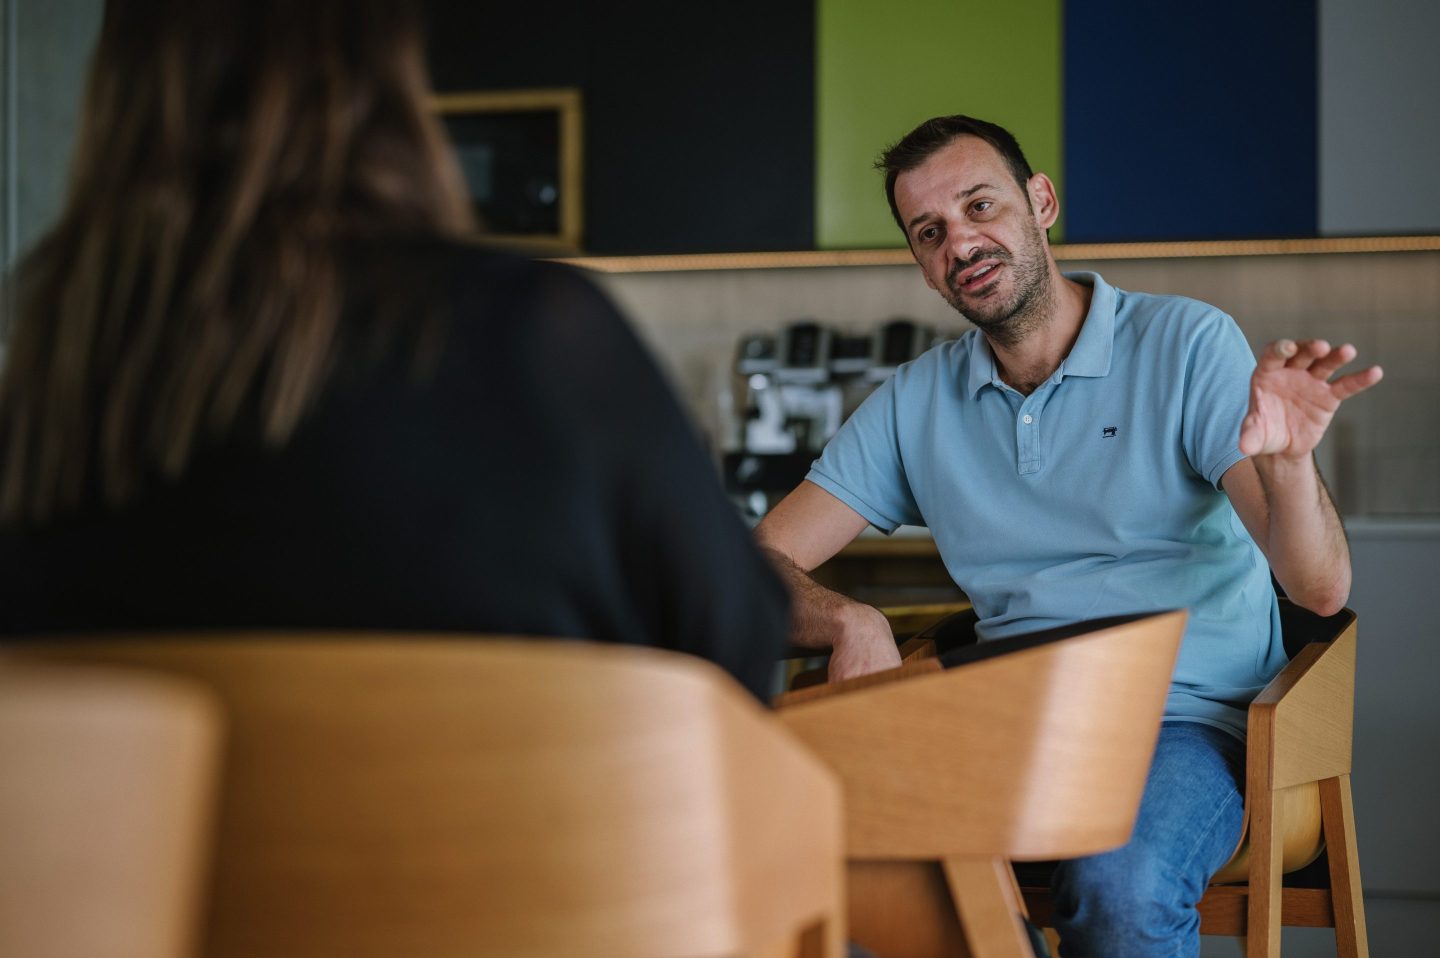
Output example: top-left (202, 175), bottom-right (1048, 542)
top-left (752, 483), bottom-right (903, 679)
top-left (1233, 336), bottom-right (1381, 615)
top-left (1252, 455), bottom-right (1351, 615)
top-left (758, 546), bottom-right (891, 650)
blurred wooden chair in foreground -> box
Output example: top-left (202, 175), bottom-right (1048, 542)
top-left (0, 662), bottom-right (221, 958)
top-left (5, 637), bottom-right (845, 958)
top-left (774, 610), bottom-right (1187, 958)
top-left (1017, 602), bottom-right (1369, 958)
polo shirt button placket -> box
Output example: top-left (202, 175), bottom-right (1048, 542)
top-left (1018, 407), bottom-right (1041, 476)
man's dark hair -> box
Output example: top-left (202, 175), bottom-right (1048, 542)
top-left (876, 115), bottom-right (1034, 237)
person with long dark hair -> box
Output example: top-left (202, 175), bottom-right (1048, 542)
top-left (0, 0), bottom-right (788, 697)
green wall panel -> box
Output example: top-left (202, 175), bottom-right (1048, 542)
top-left (816, 0), bottom-right (1064, 249)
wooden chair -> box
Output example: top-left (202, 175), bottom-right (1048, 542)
top-left (929, 603), bottom-right (1367, 958)
top-left (1200, 602), bottom-right (1368, 957)
top-left (4, 636), bottom-right (846, 958)
top-left (773, 610), bottom-right (1188, 958)
top-left (0, 662), bottom-right (221, 958)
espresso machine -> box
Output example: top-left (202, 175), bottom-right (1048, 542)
top-left (723, 318), bottom-right (937, 518)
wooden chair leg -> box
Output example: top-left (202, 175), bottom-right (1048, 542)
top-left (846, 860), bottom-right (972, 958)
top-left (1004, 863), bottom-right (1031, 922)
top-left (1320, 775), bottom-right (1369, 958)
top-left (943, 856), bottom-right (1034, 958)
top-left (753, 936), bottom-right (791, 958)
top-left (773, 910), bottom-right (844, 958)
top-left (1247, 786), bottom-right (1284, 958)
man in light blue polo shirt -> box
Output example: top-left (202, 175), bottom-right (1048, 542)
top-left (754, 115), bottom-right (1382, 958)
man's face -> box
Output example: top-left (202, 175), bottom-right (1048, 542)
top-left (893, 136), bottom-right (1058, 338)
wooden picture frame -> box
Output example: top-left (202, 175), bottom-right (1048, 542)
top-left (431, 88), bottom-right (583, 253)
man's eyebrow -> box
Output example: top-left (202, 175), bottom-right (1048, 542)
top-left (904, 183), bottom-right (998, 230)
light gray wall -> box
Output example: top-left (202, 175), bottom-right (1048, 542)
top-left (2, 0), bottom-right (8, 281)
top-left (4, 0), bottom-right (101, 267)
top-left (1344, 523), bottom-right (1440, 951)
top-left (1320, 0), bottom-right (1440, 236)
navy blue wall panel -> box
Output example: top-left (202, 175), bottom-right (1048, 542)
top-left (1064, 0), bottom-right (1317, 242)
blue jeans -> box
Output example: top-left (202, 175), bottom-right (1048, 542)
top-left (1050, 722), bottom-right (1245, 958)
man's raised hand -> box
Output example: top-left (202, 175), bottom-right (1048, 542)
top-left (1239, 339), bottom-right (1383, 461)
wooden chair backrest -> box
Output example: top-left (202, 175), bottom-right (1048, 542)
top-left (0, 662), bottom-right (220, 958)
top-left (4, 636), bottom-right (843, 958)
top-left (778, 610), bottom-right (1187, 861)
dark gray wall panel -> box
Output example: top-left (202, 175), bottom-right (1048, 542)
top-left (425, 0), bottom-right (816, 254)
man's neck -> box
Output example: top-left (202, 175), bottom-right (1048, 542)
top-left (987, 268), bottom-right (1093, 395)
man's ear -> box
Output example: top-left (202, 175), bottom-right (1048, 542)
top-left (1028, 173), bottom-right (1060, 230)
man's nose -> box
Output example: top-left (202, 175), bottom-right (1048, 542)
top-left (946, 222), bottom-right (983, 265)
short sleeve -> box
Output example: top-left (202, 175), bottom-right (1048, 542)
top-left (806, 373), bottom-right (923, 532)
top-left (1181, 311), bottom-right (1256, 488)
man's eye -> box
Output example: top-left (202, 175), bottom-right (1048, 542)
top-left (972, 201), bottom-right (993, 214)
top-left (919, 225), bottom-right (940, 242)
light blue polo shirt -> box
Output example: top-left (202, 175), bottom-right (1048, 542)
top-left (807, 272), bottom-right (1285, 740)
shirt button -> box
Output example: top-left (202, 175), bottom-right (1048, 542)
top-left (1022, 414), bottom-right (1033, 424)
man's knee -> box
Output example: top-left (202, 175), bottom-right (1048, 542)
top-left (1052, 840), bottom-right (1198, 944)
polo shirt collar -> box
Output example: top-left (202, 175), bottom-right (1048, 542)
top-left (1058, 271), bottom-right (1115, 380)
top-left (964, 270), bottom-right (1115, 398)
top-left (966, 335), bottom-right (1002, 398)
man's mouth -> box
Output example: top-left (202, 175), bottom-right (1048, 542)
top-left (954, 260), bottom-right (1003, 292)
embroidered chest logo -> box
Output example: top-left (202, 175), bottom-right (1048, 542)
top-left (1102, 426), bottom-right (1118, 438)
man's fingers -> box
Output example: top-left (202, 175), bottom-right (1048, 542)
top-left (1259, 338), bottom-right (1362, 376)
top-left (1256, 338), bottom-right (1295, 371)
top-left (1308, 342), bottom-right (1357, 380)
top-left (1284, 338), bottom-right (1328, 372)
top-left (1239, 412), bottom-right (1264, 456)
top-left (1331, 365), bottom-right (1384, 401)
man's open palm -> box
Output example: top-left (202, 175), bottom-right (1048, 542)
top-left (1239, 339), bottom-right (1383, 460)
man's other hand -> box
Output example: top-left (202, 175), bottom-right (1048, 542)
top-left (1239, 339), bottom-right (1383, 460)
top-left (827, 604), bottom-right (903, 681)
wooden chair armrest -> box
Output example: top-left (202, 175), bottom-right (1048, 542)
top-left (772, 658), bottom-right (942, 709)
top-left (881, 601), bottom-right (973, 638)
top-left (897, 637), bottom-right (937, 662)
top-left (1251, 641), bottom-right (1337, 709)
top-left (1248, 614), bottom-right (1357, 790)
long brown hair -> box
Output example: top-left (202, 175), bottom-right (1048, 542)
top-left (0, 0), bottom-right (473, 522)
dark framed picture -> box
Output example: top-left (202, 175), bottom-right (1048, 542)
top-left (432, 88), bottom-right (583, 252)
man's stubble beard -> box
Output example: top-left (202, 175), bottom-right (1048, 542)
top-left (942, 223), bottom-right (1053, 350)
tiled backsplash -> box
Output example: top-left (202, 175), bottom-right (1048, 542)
top-left (591, 250), bottom-right (1440, 517)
